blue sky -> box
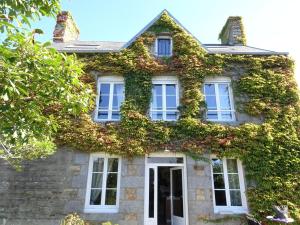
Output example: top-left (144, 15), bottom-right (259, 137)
top-left (34, 0), bottom-right (300, 87)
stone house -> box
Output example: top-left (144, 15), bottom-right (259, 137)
top-left (0, 10), bottom-right (295, 225)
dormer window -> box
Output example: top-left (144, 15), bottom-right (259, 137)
top-left (156, 36), bottom-right (172, 57)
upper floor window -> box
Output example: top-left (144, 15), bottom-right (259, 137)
top-left (204, 77), bottom-right (235, 121)
top-left (85, 154), bottom-right (121, 213)
top-left (211, 158), bottom-right (247, 214)
top-left (155, 36), bottom-right (172, 57)
top-left (96, 76), bottom-right (124, 121)
top-left (150, 76), bottom-right (179, 121)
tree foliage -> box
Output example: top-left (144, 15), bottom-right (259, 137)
top-left (0, 0), bottom-right (93, 165)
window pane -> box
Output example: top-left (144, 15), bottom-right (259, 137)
top-left (166, 84), bottom-right (176, 95)
top-left (90, 189), bottom-right (102, 205)
top-left (152, 85), bottom-right (163, 110)
top-left (107, 158), bottom-right (119, 172)
top-left (228, 174), bottom-right (240, 189)
top-left (158, 39), bottom-right (171, 56)
top-left (106, 173), bottom-right (118, 188)
top-left (91, 173), bottom-right (103, 188)
top-left (99, 95), bottom-right (109, 109)
top-left (215, 190), bottom-right (227, 206)
top-left (113, 84), bottom-right (124, 95)
top-left (227, 159), bottom-right (238, 173)
top-left (152, 84), bottom-right (162, 95)
top-left (105, 189), bottom-right (117, 205)
top-left (100, 84), bottom-right (110, 95)
top-left (230, 190), bottom-right (242, 206)
top-left (213, 174), bottom-right (225, 189)
top-left (111, 112), bottom-right (120, 120)
top-left (207, 111), bottom-right (218, 120)
top-left (220, 95), bottom-right (231, 110)
top-left (166, 96), bottom-right (177, 109)
top-left (166, 111), bottom-right (178, 120)
top-left (112, 84), bottom-right (124, 110)
top-left (151, 112), bottom-right (163, 120)
top-left (98, 111), bottom-right (108, 120)
top-left (152, 96), bottom-right (163, 110)
top-left (93, 158), bottom-right (104, 172)
top-left (212, 159), bottom-right (223, 173)
top-left (219, 84), bottom-right (229, 95)
top-left (205, 96), bottom-right (217, 110)
top-left (221, 112), bottom-right (233, 120)
top-left (112, 96), bottom-right (124, 110)
top-left (204, 84), bottom-right (215, 95)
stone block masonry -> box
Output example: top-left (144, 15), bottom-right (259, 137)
top-left (0, 149), bottom-right (243, 225)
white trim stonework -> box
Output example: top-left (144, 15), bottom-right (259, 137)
top-left (144, 152), bottom-right (189, 225)
top-left (210, 156), bottom-right (248, 214)
top-left (95, 76), bottom-right (124, 122)
top-left (150, 76), bottom-right (179, 121)
top-left (203, 76), bottom-right (236, 122)
top-left (84, 153), bottom-right (122, 213)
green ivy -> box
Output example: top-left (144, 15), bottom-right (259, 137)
top-left (57, 12), bottom-right (300, 222)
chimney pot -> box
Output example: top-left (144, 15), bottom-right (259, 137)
top-left (53, 11), bottom-right (80, 42)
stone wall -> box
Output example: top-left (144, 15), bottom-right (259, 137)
top-left (0, 149), bottom-right (244, 225)
top-left (0, 149), bottom-right (145, 225)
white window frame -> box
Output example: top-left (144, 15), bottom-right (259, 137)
top-left (210, 156), bottom-right (248, 214)
top-left (84, 153), bottom-right (122, 213)
top-left (203, 77), bottom-right (235, 122)
top-left (155, 36), bottom-right (173, 57)
top-left (95, 76), bottom-right (125, 122)
top-left (150, 76), bottom-right (179, 121)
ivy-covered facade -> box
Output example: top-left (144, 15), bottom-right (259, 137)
top-left (1, 10), bottom-right (299, 225)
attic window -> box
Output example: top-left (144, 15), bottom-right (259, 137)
top-left (156, 36), bottom-right (172, 57)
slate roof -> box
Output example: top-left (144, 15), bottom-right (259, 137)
top-left (52, 41), bottom-right (287, 55)
top-left (51, 10), bottom-right (288, 56)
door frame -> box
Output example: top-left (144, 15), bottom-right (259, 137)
top-left (144, 152), bottom-right (189, 225)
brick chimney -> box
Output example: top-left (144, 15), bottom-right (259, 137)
top-left (219, 16), bottom-right (246, 46)
top-left (53, 11), bottom-right (79, 42)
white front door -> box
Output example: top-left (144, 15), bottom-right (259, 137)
top-left (170, 167), bottom-right (185, 225)
top-left (145, 165), bottom-right (158, 225)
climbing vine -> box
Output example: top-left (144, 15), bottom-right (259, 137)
top-left (56, 12), bottom-right (300, 223)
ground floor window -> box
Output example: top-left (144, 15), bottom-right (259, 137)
top-left (84, 154), bottom-right (121, 213)
top-left (211, 158), bottom-right (248, 214)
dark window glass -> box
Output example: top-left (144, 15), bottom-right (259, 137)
top-left (149, 168), bottom-right (154, 218)
top-left (158, 39), bottom-right (171, 56)
top-left (215, 190), bottom-right (227, 206)
top-left (93, 158), bottom-right (104, 172)
top-left (105, 189), bottom-right (117, 205)
top-left (172, 169), bottom-right (184, 217)
top-left (90, 189), bottom-right (102, 205)
top-left (107, 158), bottom-right (119, 172)
top-left (213, 174), bottom-right (225, 189)
top-left (106, 173), bottom-right (118, 188)
top-left (91, 173), bottom-right (103, 188)
top-left (230, 190), bottom-right (242, 206)
top-left (227, 159), bottom-right (238, 173)
top-left (212, 159), bottom-right (223, 173)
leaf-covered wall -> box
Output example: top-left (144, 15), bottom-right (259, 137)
top-left (56, 12), bottom-right (300, 222)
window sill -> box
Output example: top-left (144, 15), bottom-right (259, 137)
top-left (84, 207), bottom-right (119, 214)
top-left (94, 119), bottom-right (121, 123)
top-left (214, 207), bottom-right (248, 215)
